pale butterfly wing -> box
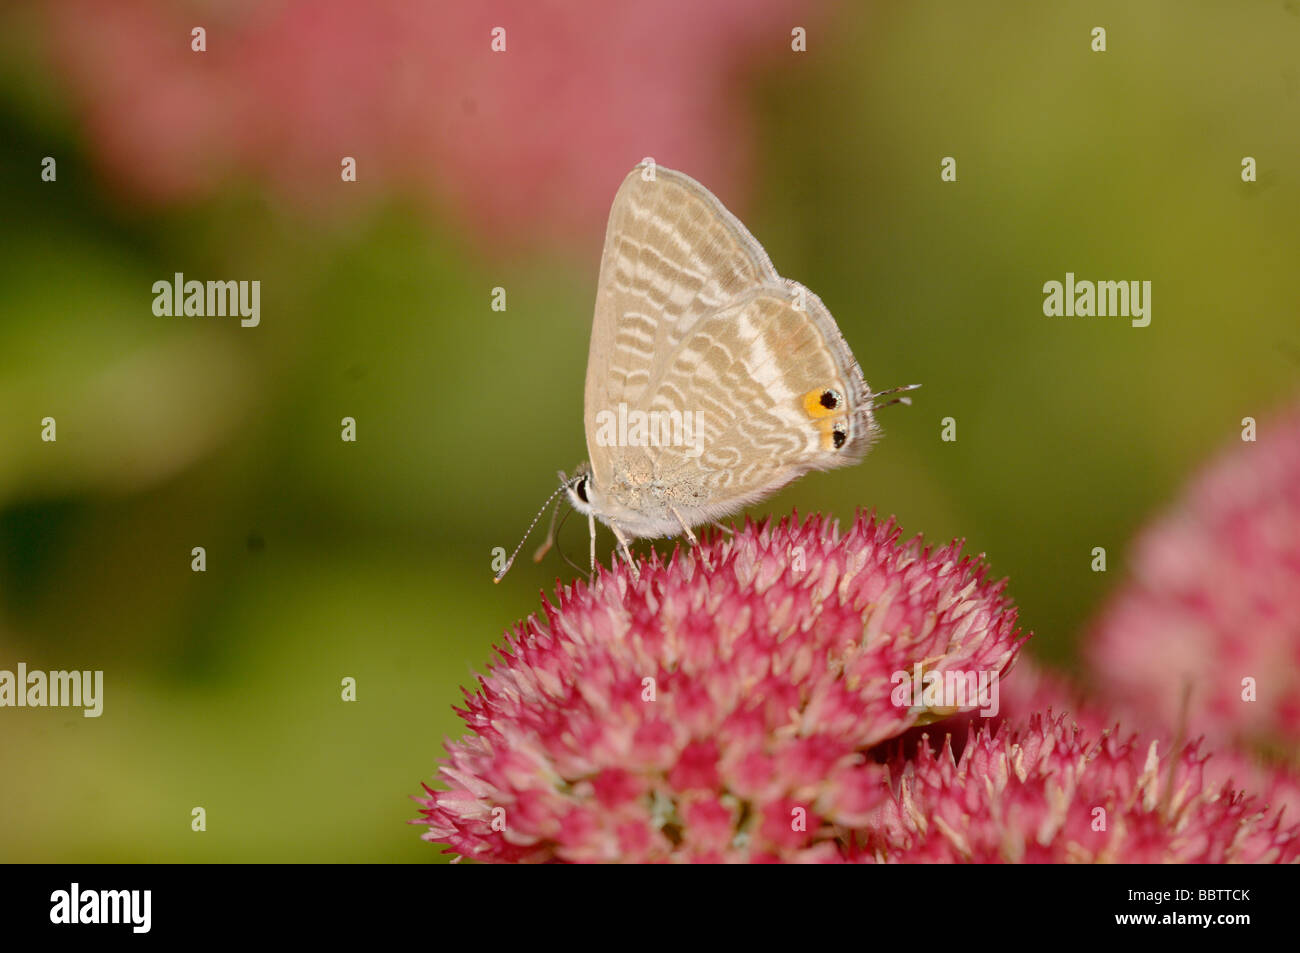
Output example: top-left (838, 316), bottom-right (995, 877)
top-left (610, 286), bottom-right (876, 530)
top-left (584, 166), bottom-right (779, 482)
top-left (582, 164), bottom-right (875, 538)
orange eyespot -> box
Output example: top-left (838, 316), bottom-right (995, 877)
top-left (802, 388), bottom-right (842, 419)
top-left (813, 417), bottom-right (849, 451)
top-left (804, 388), bottom-right (848, 450)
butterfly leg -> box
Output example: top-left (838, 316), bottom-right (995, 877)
top-left (587, 511), bottom-right (597, 573)
top-left (609, 521), bottom-right (639, 579)
top-left (709, 521), bottom-right (734, 537)
top-left (671, 507), bottom-right (698, 546)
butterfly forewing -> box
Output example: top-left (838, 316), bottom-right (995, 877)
top-left (584, 167), bottom-right (782, 481)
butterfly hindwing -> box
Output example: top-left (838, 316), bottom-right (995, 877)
top-left (615, 283), bottom-right (875, 502)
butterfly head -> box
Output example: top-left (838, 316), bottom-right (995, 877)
top-left (492, 469), bottom-right (587, 584)
top-left (563, 462), bottom-right (598, 517)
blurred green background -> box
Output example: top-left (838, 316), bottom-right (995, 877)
top-left (1, 1), bottom-right (1296, 861)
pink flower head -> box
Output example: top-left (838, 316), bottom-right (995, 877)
top-left (1087, 402), bottom-right (1300, 756)
top-left (415, 513), bottom-right (1027, 862)
top-left (938, 654), bottom-right (1300, 833)
top-left (869, 714), bottom-right (1300, 863)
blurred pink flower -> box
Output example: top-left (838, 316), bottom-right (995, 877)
top-left (1086, 402), bottom-right (1300, 757)
top-left (868, 714), bottom-right (1300, 863)
top-left (881, 646), bottom-right (1300, 838)
top-left (946, 654), bottom-right (1300, 828)
top-left (415, 513), bottom-right (1026, 862)
top-left (38, 0), bottom-right (830, 250)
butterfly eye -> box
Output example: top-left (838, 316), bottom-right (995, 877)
top-left (575, 476), bottom-right (590, 503)
top-left (832, 424), bottom-right (848, 450)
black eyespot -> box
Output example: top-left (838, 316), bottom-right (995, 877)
top-left (575, 477), bottom-right (589, 503)
top-left (832, 427), bottom-right (847, 450)
top-left (820, 390), bottom-right (840, 410)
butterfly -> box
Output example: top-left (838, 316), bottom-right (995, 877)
top-left (496, 160), bottom-right (915, 581)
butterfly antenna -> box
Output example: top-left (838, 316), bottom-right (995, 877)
top-left (531, 493), bottom-right (569, 564)
top-left (870, 382), bottom-right (921, 411)
top-left (494, 481), bottom-right (570, 583)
